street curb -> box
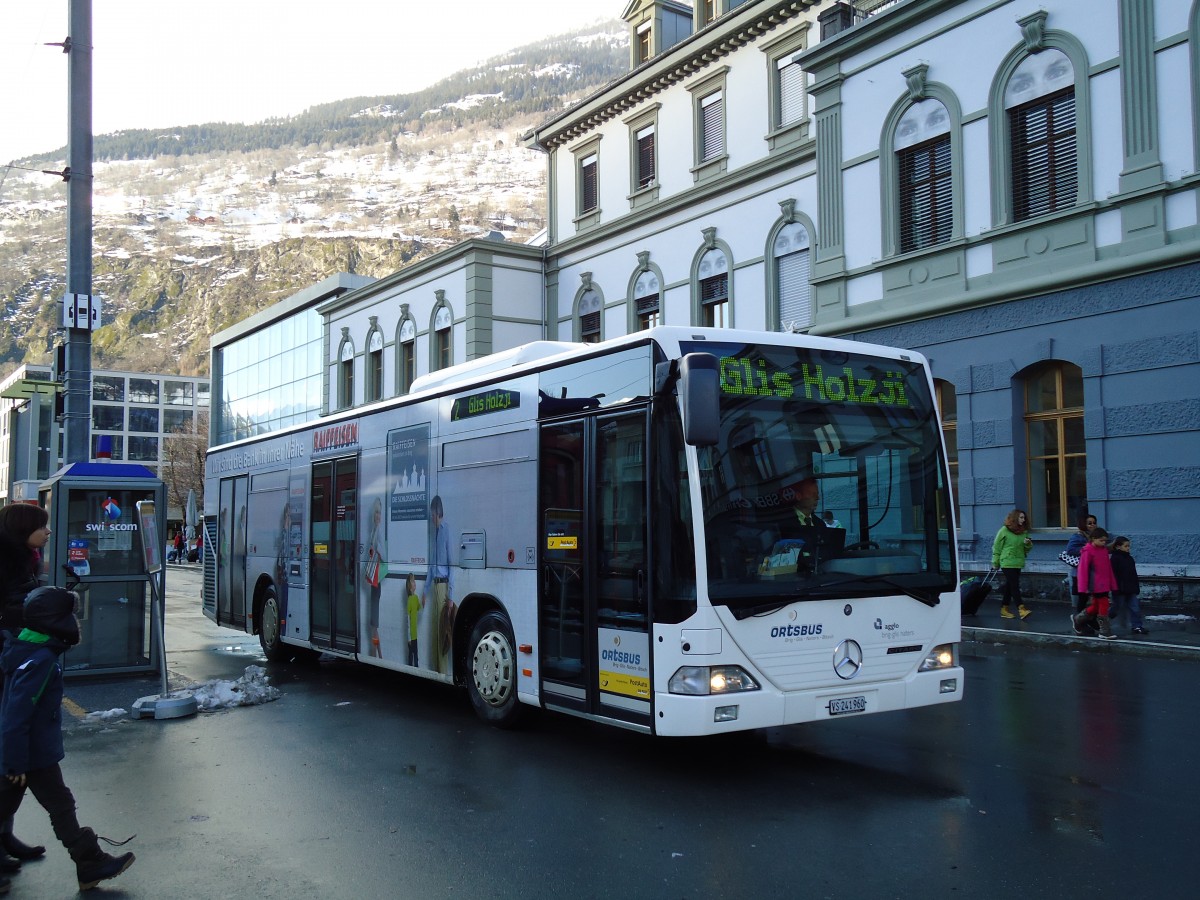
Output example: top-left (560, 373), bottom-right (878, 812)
top-left (962, 626), bottom-right (1200, 661)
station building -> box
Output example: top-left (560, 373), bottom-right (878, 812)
top-left (207, 0), bottom-right (1200, 594)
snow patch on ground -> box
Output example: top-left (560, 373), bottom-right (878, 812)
top-left (181, 665), bottom-right (282, 710)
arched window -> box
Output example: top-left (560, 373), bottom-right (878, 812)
top-left (773, 222), bottom-right (811, 331)
top-left (633, 269), bottom-right (660, 330)
top-left (365, 326), bottom-right (384, 403)
top-left (337, 336), bottom-right (354, 410)
top-left (1005, 48), bottom-right (1077, 221)
top-left (895, 99), bottom-right (952, 252)
top-left (1024, 361), bottom-right (1085, 529)
top-left (578, 290), bottom-right (602, 343)
top-left (433, 304), bottom-right (452, 371)
top-left (397, 317), bottom-right (416, 394)
top-left (934, 379), bottom-right (958, 530)
top-left (697, 247), bottom-right (729, 327)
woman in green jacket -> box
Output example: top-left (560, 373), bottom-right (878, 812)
top-left (992, 509), bottom-right (1034, 620)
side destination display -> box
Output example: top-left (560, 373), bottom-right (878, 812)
top-left (450, 388), bottom-right (520, 422)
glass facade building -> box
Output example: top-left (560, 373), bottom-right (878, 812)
top-left (215, 307), bottom-right (324, 444)
top-left (89, 371), bottom-right (210, 471)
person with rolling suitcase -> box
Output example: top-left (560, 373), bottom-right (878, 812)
top-left (992, 509), bottom-right (1034, 619)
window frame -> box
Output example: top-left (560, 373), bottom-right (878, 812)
top-left (624, 104), bottom-right (661, 209)
top-left (686, 67), bottom-right (729, 183)
top-left (365, 326), bottom-right (384, 403)
top-left (691, 232), bottom-right (734, 327)
top-left (768, 215), bottom-right (814, 332)
top-left (636, 20), bottom-right (652, 65)
top-left (987, 23), bottom-right (1092, 227)
top-left (1023, 361), bottom-right (1086, 530)
top-left (934, 379), bottom-right (958, 532)
top-left (337, 337), bottom-right (355, 410)
top-left (571, 136), bottom-right (602, 230)
top-left (576, 285), bottom-right (604, 344)
top-left (761, 24), bottom-right (811, 153)
top-left (431, 302), bottom-right (453, 372)
top-left (397, 316), bottom-right (417, 395)
top-left (880, 77), bottom-right (964, 259)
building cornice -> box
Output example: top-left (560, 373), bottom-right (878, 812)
top-left (526, 0), bottom-right (820, 153)
top-left (317, 238), bottom-right (545, 315)
top-left (800, 0), bottom-right (963, 72)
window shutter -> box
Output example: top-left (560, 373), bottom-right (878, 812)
top-left (700, 92), bottom-right (724, 161)
top-left (777, 58), bottom-right (806, 128)
top-left (580, 153), bottom-right (598, 213)
top-left (777, 248), bottom-right (812, 330)
top-left (635, 293), bottom-right (660, 329)
top-left (1010, 88), bottom-right (1076, 221)
top-left (898, 135), bottom-right (952, 253)
top-left (700, 273), bottom-right (728, 305)
top-left (636, 127), bottom-right (655, 189)
top-left (581, 311), bottom-right (600, 341)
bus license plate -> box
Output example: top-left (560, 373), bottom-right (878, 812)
top-left (829, 695), bottom-right (866, 716)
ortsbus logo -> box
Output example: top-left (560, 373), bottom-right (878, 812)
top-left (313, 421), bottom-right (359, 452)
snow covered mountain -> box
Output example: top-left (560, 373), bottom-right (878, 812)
top-left (0, 21), bottom-right (625, 377)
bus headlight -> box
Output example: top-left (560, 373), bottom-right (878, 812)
top-left (669, 665), bottom-right (760, 695)
top-left (918, 644), bottom-right (957, 672)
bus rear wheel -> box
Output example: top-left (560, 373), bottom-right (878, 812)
top-left (258, 586), bottom-right (288, 662)
top-left (466, 611), bottom-right (522, 728)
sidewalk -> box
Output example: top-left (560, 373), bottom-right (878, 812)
top-left (961, 595), bottom-right (1200, 659)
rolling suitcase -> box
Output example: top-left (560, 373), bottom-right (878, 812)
top-left (960, 568), bottom-right (999, 616)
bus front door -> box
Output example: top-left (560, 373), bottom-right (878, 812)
top-left (539, 411), bottom-right (651, 728)
top-left (310, 457), bottom-right (359, 653)
top-left (216, 475), bottom-right (248, 629)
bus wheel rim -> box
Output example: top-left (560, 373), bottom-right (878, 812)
top-left (262, 598), bottom-right (279, 643)
top-left (472, 631), bottom-right (514, 707)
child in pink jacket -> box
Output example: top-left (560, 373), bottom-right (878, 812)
top-left (1072, 527), bottom-right (1118, 639)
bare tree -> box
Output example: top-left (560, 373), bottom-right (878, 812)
top-left (162, 408), bottom-right (209, 519)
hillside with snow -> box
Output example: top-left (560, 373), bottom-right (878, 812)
top-left (0, 22), bottom-right (625, 377)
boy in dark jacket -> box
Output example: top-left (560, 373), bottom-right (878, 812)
top-left (0, 587), bottom-right (135, 891)
top-left (1109, 536), bottom-right (1148, 635)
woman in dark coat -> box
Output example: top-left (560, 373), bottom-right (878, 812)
top-left (0, 502), bottom-right (53, 873)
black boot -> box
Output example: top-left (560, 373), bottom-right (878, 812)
top-left (0, 832), bottom-right (45, 861)
top-left (0, 853), bottom-right (17, 874)
top-left (67, 828), bottom-right (135, 891)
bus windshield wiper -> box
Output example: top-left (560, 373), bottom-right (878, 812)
top-left (807, 574), bottom-right (943, 607)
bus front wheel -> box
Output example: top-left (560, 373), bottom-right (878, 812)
top-left (258, 586), bottom-right (288, 662)
top-left (466, 611), bottom-right (522, 728)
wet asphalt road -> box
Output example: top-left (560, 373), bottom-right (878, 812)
top-left (7, 566), bottom-right (1195, 898)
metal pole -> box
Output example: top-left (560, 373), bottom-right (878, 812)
top-left (63, 0), bottom-right (92, 463)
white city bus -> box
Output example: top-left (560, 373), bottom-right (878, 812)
top-left (203, 326), bottom-right (962, 736)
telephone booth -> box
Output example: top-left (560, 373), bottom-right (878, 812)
top-left (38, 462), bottom-right (165, 675)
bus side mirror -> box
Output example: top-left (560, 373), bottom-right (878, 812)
top-left (678, 353), bottom-right (720, 447)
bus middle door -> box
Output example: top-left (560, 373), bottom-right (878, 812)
top-left (216, 475), bottom-right (249, 629)
top-left (310, 456), bottom-right (359, 653)
top-left (538, 411), bottom-right (651, 728)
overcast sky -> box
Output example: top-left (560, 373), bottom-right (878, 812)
top-left (1, 1), bottom-right (618, 164)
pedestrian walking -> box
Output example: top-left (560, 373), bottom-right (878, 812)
top-left (0, 503), bottom-right (54, 880)
top-left (1072, 527), bottom-right (1118, 639)
top-left (0, 587), bottom-right (136, 891)
top-left (992, 508), bottom-right (1034, 620)
top-left (1061, 511), bottom-right (1097, 615)
top-left (1109, 536), bottom-right (1149, 636)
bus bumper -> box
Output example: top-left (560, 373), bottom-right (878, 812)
top-left (652, 666), bottom-right (964, 737)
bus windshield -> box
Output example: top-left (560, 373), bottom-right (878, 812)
top-left (682, 340), bottom-right (956, 615)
